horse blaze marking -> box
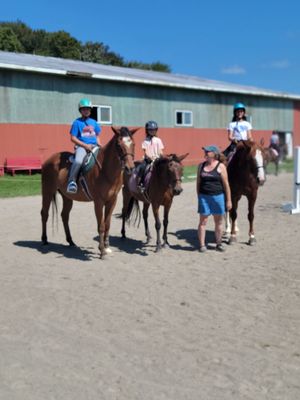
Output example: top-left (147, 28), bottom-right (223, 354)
top-left (123, 137), bottom-right (132, 148)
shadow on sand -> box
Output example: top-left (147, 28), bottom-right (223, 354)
top-left (14, 240), bottom-right (97, 261)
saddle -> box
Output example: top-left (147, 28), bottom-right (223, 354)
top-left (129, 163), bottom-right (153, 194)
top-left (68, 146), bottom-right (101, 200)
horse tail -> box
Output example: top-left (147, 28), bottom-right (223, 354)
top-left (51, 193), bottom-right (59, 233)
top-left (125, 197), bottom-right (141, 227)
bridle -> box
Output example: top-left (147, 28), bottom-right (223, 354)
top-left (116, 136), bottom-right (134, 170)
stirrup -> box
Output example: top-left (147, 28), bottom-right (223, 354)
top-left (138, 184), bottom-right (145, 193)
top-left (67, 181), bottom-right (78, 194)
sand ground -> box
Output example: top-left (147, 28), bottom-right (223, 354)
top-left (0, 173), bottom-right (299, 400)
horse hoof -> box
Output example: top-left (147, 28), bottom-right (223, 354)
top-left (228, 236), bottom-right (237, 245)
top-left (248, 237), bottom-right (256, 246)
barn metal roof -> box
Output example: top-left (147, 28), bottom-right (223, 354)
top-left (0, 50), bottom-right (299, 100)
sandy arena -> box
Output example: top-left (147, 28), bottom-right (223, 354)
top-left (0, 173), bottom-right (299, 400)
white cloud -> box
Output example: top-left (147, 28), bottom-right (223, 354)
top-left (221, 65), bottom-right (246, 75)
top-left (261, 59), bottom-right (291, 69)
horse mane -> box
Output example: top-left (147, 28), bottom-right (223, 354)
top-left (230, 140), bottom-right (262, 174)
top-left (119, 126), bottom-right (133, 137)
top-left (154, 154), bottom-right (183, 166)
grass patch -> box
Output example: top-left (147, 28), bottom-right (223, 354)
top-left (183, 165), bottom-right (198, 182)
top-left (0, 159), bottom-right (294, 198)
top-left (265, 158), bottom-right (293, 174)
top-left (0, 173), bottom-right (41, 198)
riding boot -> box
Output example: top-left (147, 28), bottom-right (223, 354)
top-left (67, 162), bottom-right (81, 193)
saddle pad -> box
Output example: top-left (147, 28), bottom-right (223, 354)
top-left (82, 146), bottom-right (100, 174)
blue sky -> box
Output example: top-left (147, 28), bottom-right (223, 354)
top-left (2, 0), bottom-right (300, 94)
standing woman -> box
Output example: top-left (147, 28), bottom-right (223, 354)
top-left (224, 102), bottom-right (253, 157)
top-left (196, 145), bottom-right (232, 252)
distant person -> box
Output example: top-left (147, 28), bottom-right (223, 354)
top-left (223, 102), bottom-right (253, 158)
top-left (269, 131), bottom-right (280, 155)
top-left (67, 98), bottom-right (101, 194)
top-left (136, 120), bottom-right (164, 192)
top-left (196, 145), bottom-right (232, 252)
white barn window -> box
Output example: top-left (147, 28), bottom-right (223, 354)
top-left (175, 110), bottom-right (193, 127)
top-left (91, 105), bottom-right (112, 124)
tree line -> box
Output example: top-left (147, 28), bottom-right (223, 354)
top-left (0, 20), bottom-right (171, 73)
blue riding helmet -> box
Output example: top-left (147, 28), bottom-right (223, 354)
top-left (145, 120), bottom-right (158, 136)
top-left (202, 145), bottom-right (220, 154)
top-left (233, 102), bottom-right (246, 111)
top-left (78, 98), bottom-right (92, 110)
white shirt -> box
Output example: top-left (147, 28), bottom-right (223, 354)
top-left (227, 120), bottom-right (252, 141)
top-left (142, 136), bottom-right (164, 160)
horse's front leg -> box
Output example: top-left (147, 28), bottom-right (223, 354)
top-left (228, 195), bottom-right (240, 244)
top-left (162, 202), bottom-right (171, 247)
top-left (103, 196), bottom-right (118, 254)
top-left (152, 203), bottom-right (162, 252)
top-left (223, 211), bottom-right (231, 238)
top-left (142, 202), bottom-right (151, 243)
top-left (247, 194), bottom-right (257, 245)
top-left (61, 195), bottom-right (75, 246)
top-left (94, 200), bottom-right (106, 259)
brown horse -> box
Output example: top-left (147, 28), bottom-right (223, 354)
top-left (120, 153), bottom-right (188, 252)
top-left (260, 138), bottom-right (281, 176)
top-left (264, 146), bottom-right (280, 176)
top-left (41, 126), bottom-right (137, 258)
top-left (227, 140), bottom-right (266, 245)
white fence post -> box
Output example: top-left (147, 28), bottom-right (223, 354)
top-left (283, 146), bottom-right (300, 214)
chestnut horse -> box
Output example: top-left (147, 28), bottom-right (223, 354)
top-left (120, 153), bottom-right (188, 252)
top-left (41, 126), bottom-right (137, 258)
top-left (227, 140), bottom-right (266, 245)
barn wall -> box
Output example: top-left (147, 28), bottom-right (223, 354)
top-left (0, 123), bottom-right (272, 168)
top-left (0, 70), bottom-right (294, 132)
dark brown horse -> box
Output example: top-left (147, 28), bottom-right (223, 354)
top-left (41, 126), bottom-right (137, 258)
top-left (226, 140), bottom-right (266, 245)
top-left (120, 153), bottom-right (188, 252)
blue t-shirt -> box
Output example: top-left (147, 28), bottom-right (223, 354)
top-left (70, 117), bottom-right (101, 145)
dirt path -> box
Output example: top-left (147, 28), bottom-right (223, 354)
top-left (0, 173), bottom-right (299, 400)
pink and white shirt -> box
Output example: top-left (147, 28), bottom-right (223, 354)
top-left (142, 136), bottom-right (164, 160)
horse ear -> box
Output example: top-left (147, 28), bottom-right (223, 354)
top-left (178, 153), bottom-right (189, 162)
top-left (111, 126), bottom-right (120, 136)
top-left (260, 138), bottom-right (265, 147)
top-left (129, 127), bottom-right (139, 136)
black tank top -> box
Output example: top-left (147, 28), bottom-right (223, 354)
top-left (199, 162), bottom-right (224, 195)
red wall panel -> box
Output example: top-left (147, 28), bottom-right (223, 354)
top-left (0, 123), bottom-right (273, 168)
top-left (293, 102), bottom-right (300, 147)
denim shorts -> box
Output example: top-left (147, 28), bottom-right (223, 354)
top-left (198, 193), bottom-right (225, 215)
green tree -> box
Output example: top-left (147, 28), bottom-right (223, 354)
top-left (0, 20), bottom-right (172, 72)
top-left (0, 27), bottom-right (23, 52)
top-left (126, 60), bottom-right (171, 72)
top-left (81, 41), bottom-right (124, 66)
top-left (47, 31), bottom-right (81, 59)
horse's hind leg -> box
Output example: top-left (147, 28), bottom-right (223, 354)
top-left (41, 193), bottom-right (53, 245)
top-left (121, 187), bottom-right (131, 239)
top-left (61, 195), bottom-right (75, 246)
top-left (143, 202), bottom-right (151, 243)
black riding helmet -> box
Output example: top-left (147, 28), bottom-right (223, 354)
top-left (145, 120), bottom-right (158, 136)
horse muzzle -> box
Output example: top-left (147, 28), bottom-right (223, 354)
top-left (173, 187), bottom-right (183, 196)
